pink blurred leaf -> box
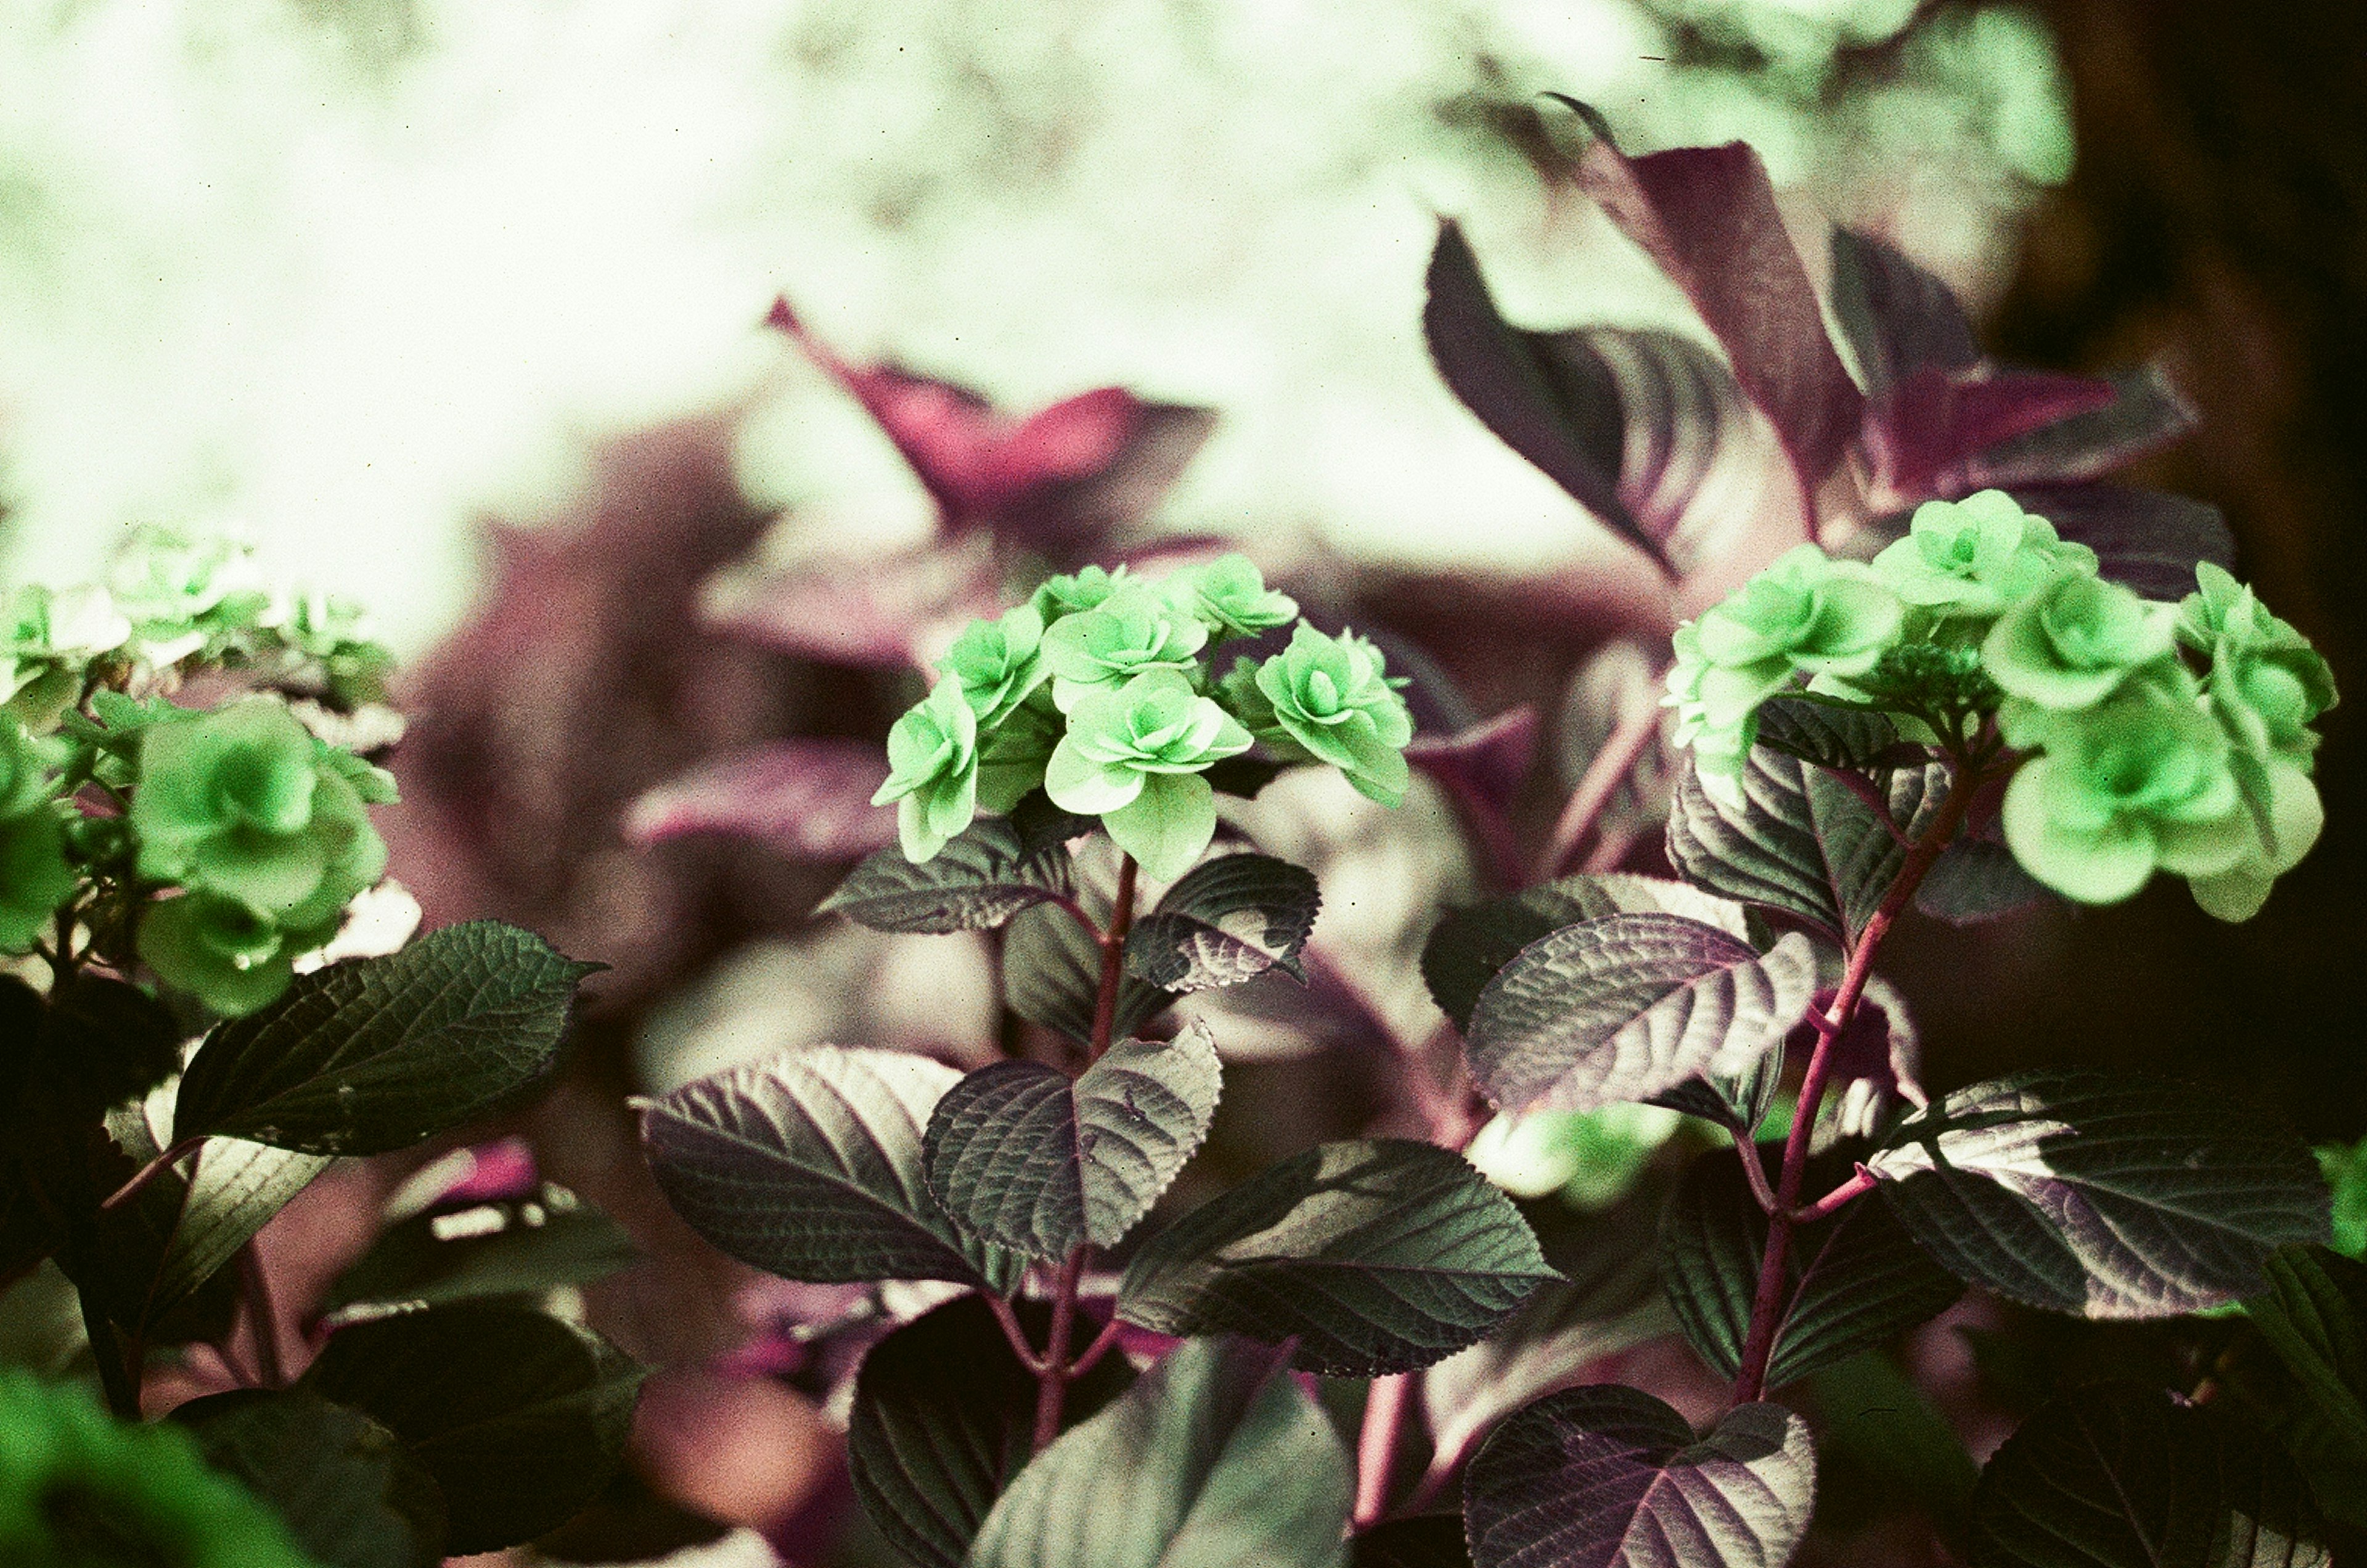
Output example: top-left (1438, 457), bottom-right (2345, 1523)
top-left (769, 298), bottom-right (1213, 559)
top-left (705, 536), bottom-right (1005, 670)
top-left (2006, 483), bottom-right (2235, 601)
top-left (626, 740), bottom-right (896, 862)
top-left (1870, 365), bottom-right (2119, 501)
top-left (1828, 228), bottom-right (1979, 398)
top-left (1410, 706), bottom-right (1540, 823)
top-left (1555, 97), bottom-right (1864, 494)
top-left (1961, 364), bottom-right (2199, 489)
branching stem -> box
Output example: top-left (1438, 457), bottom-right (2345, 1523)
top-left (1729, 763), bottom-right (1977, 1405)
top-left (100, 1135), bottom-right (208, 1214)
top-left (1543, 700), bottom-right (1661, 881)
top-left (1031, 1250), bottom-right (1087, 1453)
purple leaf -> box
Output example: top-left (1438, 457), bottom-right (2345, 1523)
top-left (1828, 228), bottom-right (1979, 397)
top-left (1869, 365), bottom-right (2119, 502)
top-left (769, 298), bottom-right (1212, 559)
top-left (1410, 706), bottom-right (1540, 832)
top-left (1463, 1383), bottom-right (1815, 1568)
top-left (703, 536), bottom-right (1006, 669)
top-left (1421, 223), bottom-right (1807, 599)
top-left (2008, 483), bottom-right (2236, 600)
top-left (1555, 99), bottom-right (1864, 494)
top-left (624, 740), bottom-right (894, 862)
top-left (1961, 363), bottom-right (2199, 488)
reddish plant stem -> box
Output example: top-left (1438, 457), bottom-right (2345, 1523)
top-left (1790, 1164), bottom-right (1878, 1225)
top-left (1734, 1134), bottom-right (1782, 1215)
top-left (1728, 767), bottom-right (1976, 1405)
top-left (239, 1243), bottom-right (285, 1389)
top-left (1085, 855), bottom-right (1139, 1063)
top-left (1352, 1373), bottom-right (1413, 1530)
top-left (1068, 1308), bottom-right (1127, 1381)
top-left (100, 1135), bottom-right (207, 1214)
top-left (1542, 701), bottom-right (1661, 881)
top-left (1031, 1249), bottom-right (1087, 1453)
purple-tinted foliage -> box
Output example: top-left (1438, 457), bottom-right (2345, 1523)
top-left (706, 536), bottom-right (1006, 672)
top-left (1866, 366), bottom-right (2119, 502)
top-left (434, 1137), bottom-right (544, 1207)
top-left (1828, 226), bottom-right (1981, 398)
top-left (1409, 708), bottom-right (1541, 831)
top-left (625, 740), bottom-right (896, 863)
top-left (767, 296), bottom-right (1215, 563)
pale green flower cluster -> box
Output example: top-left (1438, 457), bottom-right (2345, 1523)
top-left (873, 553), bottom-right (1412, 880)
top-left (1666, 490), bottom-right (2336, 921)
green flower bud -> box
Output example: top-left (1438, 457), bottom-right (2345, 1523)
top-left (1982, 566), bottom-right (2175, 712)
top-left (2, 584), bottom-right (130, 703)
top-left (1044, 669), bottom-right (1251, 880)
top-left (1029, 564), bottom-right (1130, 624)
top-left (0, 1370), bottom-right (323, 1567)
top-left (1872, 490), bottom-right (2097, 619)
top-left (938, 602), bottom-right (1050, 727)
top-left (2177, 563), bottom-right (2337, 761)
top-left (107, 526), bottom-right (268, 661)
top-left (130, 698), bottom-right (387, 925)
top-left (1167, 554), bottom-right (1298, 641)
top-left (976, 692), bottom-right (1063, 814)
top-left (2000, 669), bottom-right (2250, 907)
top-left (1040, 584), bottom-right (1209, 713)
top-left (1246, 624), bottom-right (1415, 807)
top-left (872, 676), bottom-right (980, 862)
top-left (138, 889), bottom-right (333, 1016)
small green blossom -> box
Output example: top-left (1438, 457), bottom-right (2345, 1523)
top-left (139, 889), bottom-right (337, 1016)
top-left (2187, 750), bottom-right (2322, 923)
top-left (2317, 1137), bottom-right (2367, 1260)
top-left (938, 602), bottom-right (1050, 726)
top-left (2000, 669), bottom-right (2250, 907)
top-left (1984, 566), bottom-right (2176, 716)
top-left (277, 587), bottom-right (375, 661)
top-left (2177, 563), bottom-right (2337, 761)
top-left (0, 1371), bottom-right (323, 1567)
top-left (1662, 622), bottom-right (1755, 807)
top-left (131, 698), bottom-right (386, 926)
top-left (976, 692), bottom-right (1063, 815)
top-left (1240, 624), bottom-right (1415, 807)
top-left (0, 725), bottom-right (71, 954)
top-left (872, 676), bottom-right (981, 862)
top-left (108, 526), bottom-right (268, 662)
top-left (1872, 490), bottom-right (2096, 619)
top-left (2, 584), bottom-right (131, 704)
top-left (1044, 669), bottom-right (1251, 880)
top-left (1167, 553), bottom-right (1298, 641)
top-left (1029, 564), bottom-right (1130, 624)
top-left (1040, 585), bottom-right (1209, 713)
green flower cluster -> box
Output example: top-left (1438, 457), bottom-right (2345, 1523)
top-left (1666, 490), bottom-right (2336, 921)
top-left (0, 1371), bottom-right (322, 1567)
top-left (873, 553), bottom-right (1412, 880)
top-left (0, 529), bottom-right (400, 1016)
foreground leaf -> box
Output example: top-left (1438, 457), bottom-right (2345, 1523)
top-left (2244, 1244), bottom-right (2367, 1528)
top-left (148, 1137), bottom-right (333, 1332)
top-left (176, 1387), bottom-right (448, 1568)
top-left (822, 815), bottom-right (1077, 934)
top-left (1867, 1071), bottom-right (2328, 1318)
top-left (1809, 1353), bottom-right (1978, 1547)
top-left (1659, 1151), bottom-right (1959, 1389)
top-left (848, 1294), bottom-right (1135, 1568)
top-left (1464, 914), bottom-right (1817, 1116)
top-left (968, 1336), bottom-right (1351, 1568)
top-left (1969, 1382), bottom-right (2329, 1567)
top-left (174, 921), bottom-right (598, 1156)
top-left (925, 1024), bottom-right (1220, 1259)
top-left (1125, 854), bottom-right (1319, 992)
top-left (324, 1182), bottom-right (639, 1317)
top-left (304, 1301), bottom-right (644, 1555)
top-left (1422, 875), bottom-right (1751, 1036)
top-left (1119, 1140), bottom-right (1557, 1375)
top-left (1463, 1384), bottom-right (1815, 1568)
top-left (641, 1046), bottom-right (1006, 1288)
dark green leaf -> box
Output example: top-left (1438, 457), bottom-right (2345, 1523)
top-left (1647, 1045), bottom-right (1783, 1137)
top-left (923, 1024), bottom-right (1221, 1259)
top-left (821, 817), bottom-right (1075, 934)
top-left (1118, 1139), bottom-right (1557, 1376)
top-left (175, 1386), bottom-right (448, 1568)
top-left (1659, 1149), bottom-right (1960, 1389)
top-left (1003, 899), bottom-right (1174, 1046)
top-left (1915, 836), bottom-right (2050, 924)
top-left (846, 1293), bottom-right (1135, 1568)
top-left (174, 921), bottom-right (599, 1156)
top-left (1354, 1516), bottom-right (1473, 1568)
top-left (1969, 1382), bottom-right (2329, 1567)
top-left (1809, 1352), bottom-right (1977, 1546)
top-left (41, 975), bottom-right (182, 1117)
top-left (1751, 699), bottom-right (1910, 774)
top-left (1125, 854), bottom-right (1319, 992)
top-left (148, 1137), bottom-right (332, 1333)
top-left (1868, 1071), bottom-right (2329, 1318)
top-left (2244, 1244), bottom-right (2367, 1528)
top-left (640, 1045), bottom-right (1011, 1289)
top-left (1421, 875), bottom-right (1751, 1035)
top-left (324, 1182), bottom-right (640, 1317)
top-left (1666, 741), bottom-right (1948, 945)
top-left (968, 1336), bottom-right (1352, 1568)
top-left (1465, 914), bottom-right (1817, 1116)
top-left (1462, 1384), bottom-right (1815, 1568)
top-left (303, 1299), bottom-right (644, 1555)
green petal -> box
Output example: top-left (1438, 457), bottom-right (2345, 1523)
top-left (1101, 772), bottom-right (1217, 882)
top-left (1044, 738), bottom-right (1144, 815)
top-left (2003, 759), bottom-right (2158, 904)
top-left (2189, 864), bottom-right (2276, 923)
